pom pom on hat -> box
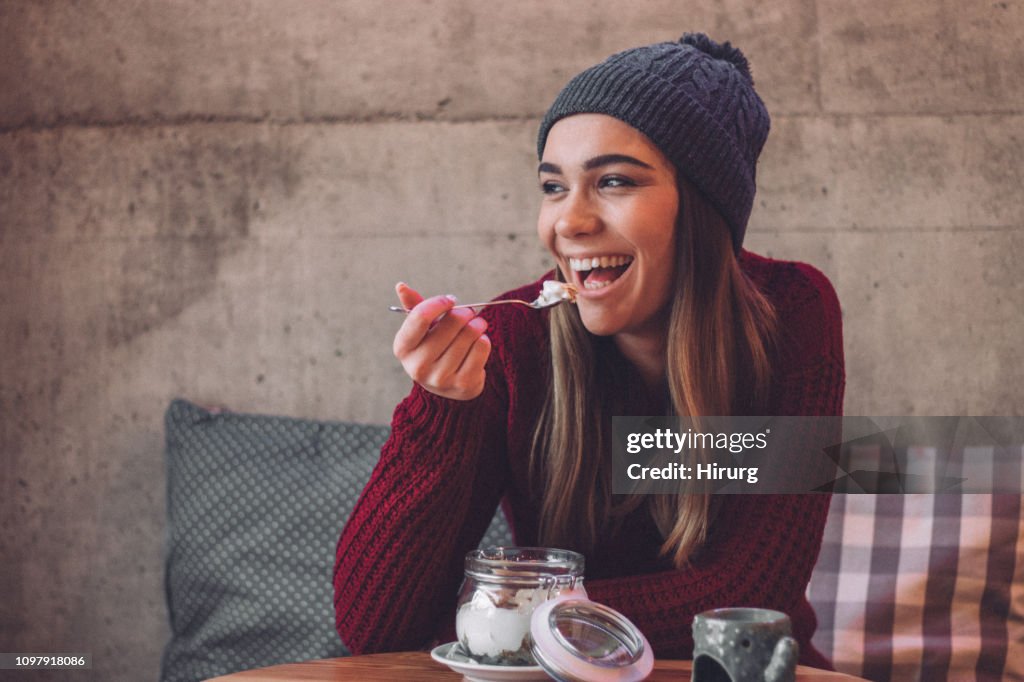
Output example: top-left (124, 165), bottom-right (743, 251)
top-left (679, 32), bottom-right (753, 84)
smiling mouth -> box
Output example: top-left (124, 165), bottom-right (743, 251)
top-left (568, 255), bottom-right (634, 290)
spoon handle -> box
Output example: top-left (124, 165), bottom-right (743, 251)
top-left (389, 299), bottom-right (534, 313)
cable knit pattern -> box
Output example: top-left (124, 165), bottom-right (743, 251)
top-left (334, 250), bottom-right (845, 667)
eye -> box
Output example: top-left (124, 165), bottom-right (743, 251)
top-left (540, 180), bottom-right (566, 195)
top-left (599, 175), bottom-right (636, 189)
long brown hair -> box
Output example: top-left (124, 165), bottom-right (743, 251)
top-left (530, 179), bottom-right (777, 568)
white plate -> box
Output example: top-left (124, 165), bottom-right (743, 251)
top-left (429, 642), bottom-right (550, 681)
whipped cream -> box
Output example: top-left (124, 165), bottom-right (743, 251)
top-left (535, 280), bottom-right (578, 306)
top-left (456, 587), bottom-right (548, 665)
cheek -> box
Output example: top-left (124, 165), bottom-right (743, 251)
top-left (640, 215), bottom-right (678, 297)
top-left (652, 201), bottom-right (679, 265)
top-left (536, 209), bottom-right (557, 252)
top-left (635, 213), bottom-right (677, 265)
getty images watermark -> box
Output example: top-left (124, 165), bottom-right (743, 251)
top-left (612, 416), bottom-right (1024, 495)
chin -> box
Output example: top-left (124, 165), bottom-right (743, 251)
top-left (577, 310), bottom-right (622, 337)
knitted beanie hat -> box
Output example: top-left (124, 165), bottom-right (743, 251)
top-left (537, 33), bottom-right (770, 251)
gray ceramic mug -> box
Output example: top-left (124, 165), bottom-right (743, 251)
top-left (691, 608), bottom-right (798, 682)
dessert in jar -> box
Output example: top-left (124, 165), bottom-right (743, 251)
top-left (455, 547), bottom-right (585, 665)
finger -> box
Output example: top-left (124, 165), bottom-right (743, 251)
top-left (420, 324), bottom-right (490, 399)
top-left (401, 306), bottom-right (477, 370)
top-left (460, 332), bottom-right (491, 373)
top-left (395, 282), bottom-right (424, 311)
top-left (455, 333), bottom-right (492, 396)
top-left (393, 294), bottom-right (458, 357)
top-left (437, 316), bottom-right (488, 371)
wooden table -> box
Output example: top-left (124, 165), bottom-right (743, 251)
top-left (207, 651), bottom-right (868, 681)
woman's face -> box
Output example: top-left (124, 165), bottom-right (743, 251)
top-left (538, 114), bottom-right (680, 339)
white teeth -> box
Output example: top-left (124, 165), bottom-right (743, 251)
top-left (584, 279), bottom-right (612, 290)
top-left (568, 255), bottom-right (633, 272)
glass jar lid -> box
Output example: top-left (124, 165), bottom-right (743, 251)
top-left (530, 597), bottom-right (653, 682)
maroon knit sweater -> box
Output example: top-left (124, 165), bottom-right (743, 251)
top-left (334, 251), bottom-right (845, 668)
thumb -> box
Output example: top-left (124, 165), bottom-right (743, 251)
top-left (395, 281), bottom-right (425, 311)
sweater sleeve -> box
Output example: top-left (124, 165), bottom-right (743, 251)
top-left (585, 494), bottom-right (832, 658)
top-left (333, 374), bottom-right (510, 654)
top-left (332, 280), bottom-right (548, 655)
top-left (585, 261), bottom-right (846, 659)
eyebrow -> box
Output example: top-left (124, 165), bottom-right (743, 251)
top-left (538, 153), bottom-right (655, 175)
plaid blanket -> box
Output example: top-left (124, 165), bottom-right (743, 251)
top-left (807, 446), bottom-right (1023, 681)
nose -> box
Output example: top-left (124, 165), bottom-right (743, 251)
top-left (554, 189), bottom-right (601, 239)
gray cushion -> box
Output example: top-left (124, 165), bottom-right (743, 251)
top-left (160, 399), bottom-right (513, 682)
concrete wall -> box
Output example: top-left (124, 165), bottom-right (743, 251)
top-left (1, 0), bottom-right (1021, 678)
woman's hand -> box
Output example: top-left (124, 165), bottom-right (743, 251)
top-left (392, 282), bottom-right (492, 401)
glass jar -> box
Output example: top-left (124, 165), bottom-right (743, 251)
top-left (455, 547), bottom-right (586, 665)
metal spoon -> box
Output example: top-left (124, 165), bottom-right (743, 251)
top-left (389, 283), bottom-right (577, 313)
top-left (388, 297), bottom-right (565, 313)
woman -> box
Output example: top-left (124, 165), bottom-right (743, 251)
top-left (334, 33), bottom-right (844, 668)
